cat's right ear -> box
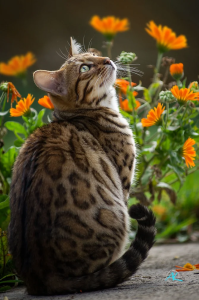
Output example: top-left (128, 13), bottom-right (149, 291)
top-left (69, 37), bottom-right (82, 57)
top-left (33, 69), bottom-right (67, 96)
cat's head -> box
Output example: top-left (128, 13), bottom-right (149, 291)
top-left (33, 38), bottom-right (118, 111)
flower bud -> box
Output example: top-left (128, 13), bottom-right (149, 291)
top-left (0, 82), bottom-right (9, 92)
top-left (159, 90), bottom-right (176, 102)
top-left (170, 63), bottom-right (184, 81)
top-left (117, 51), bottom-right (137, 64)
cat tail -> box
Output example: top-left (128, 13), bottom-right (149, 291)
top-left (43, 203), bottom-right (156, 295)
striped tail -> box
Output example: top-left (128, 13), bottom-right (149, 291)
top-left (30, 203), bottom-right (156, 295)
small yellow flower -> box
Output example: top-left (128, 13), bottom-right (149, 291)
top-left (90, 16), bottom-right (129, 40)
top-left (38, 95), bottom-right (54, 110)
top-left (0, 53), bottom-right (36, 77)
top-left (170, 63), bottom-right (184, 80)
top-left (141, 103), bottom-right (165, 127)
top-left (171, 85), bottom-right (199, 105)
top-left (145, 21), bottom-right (187, 53)
top-left (10, 94), bottom-right (35, 117)
top-left (182, 138), bottom-right (196, 168)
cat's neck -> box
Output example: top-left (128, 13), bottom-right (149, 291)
top-left (97, 86), bottom-right (119, 112)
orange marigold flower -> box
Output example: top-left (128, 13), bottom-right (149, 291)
top-left (115, 79), bottom-right (136, 95)
top-left (10, 94), bottom-right (35, 117)
top-left (90, 16), bottom-right (129, 41)
top-left (119, 95), bottom-right (140, 112)
top-left (0, 52), bottom-right (36, 77)
top-left (176, 263), bottom-right (199, 272)
top-left (182, 138), bottom-right (196, 168)
top-left (170, 63), bottom-right (184, 81)
top-left (171, 85), bottom-right (199, 105)
top-left (141, 103), bottom-right (165, 127)
top-left (38, 95), bottom-right (54, 110)
top-left (145, 21), bottom-right (187, 53)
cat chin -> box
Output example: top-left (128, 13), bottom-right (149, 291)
top-left (105, 63), bottom-right (117, 87)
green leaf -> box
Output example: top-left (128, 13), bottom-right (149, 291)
top-left (0, 280), bottom-right (23, 284)
top-left (0, 274), bottom-right (16, 282)
top-left (0, 285), bottom-right (11, 292)
top-left (0, 196), bottom-right (9, 210)
top-left (168, 164), bottom-right (184, 188)
top-left (148, 82), bottom-right (160, 98)
top-left (141, 167), bottom-right (153, 186)
top-left (157, 182), bottom-right (173, 189)
top-left (134, 81), bottom-right (144, 91)
top-left (156, 217), bottom-right (196, 239)
top-left (0, 146), bottom-right (18, 179)
top-left (157, 182), bottom-right (177, 204)
top-left (0, 111), bottom-right (9, 116)
top-left (166, 125), bottom-right (180, 131)
top-left (143, 88), bottom-right (151, 102)
top-left (4, 121), bottom-right (27, 137)
top-left (34, 109), bottom-right (45, 128)
top-left (14, 139), bottom-right (24, 147)
top-left (169, 151), bottom-right (182, 165)
top-left (119, 109), bottom-right (134, 122)
top-left (168, 163), bottom-right (184, 175)
top-left (182, 77), bottom-right (187, 88)
top-left (0, 231), bottom-right (10, 278)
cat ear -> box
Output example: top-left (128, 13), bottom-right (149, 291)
top-left (33, 69), bottom-right (67, 96)
top-left (69, 37), bottom-right (82, 56)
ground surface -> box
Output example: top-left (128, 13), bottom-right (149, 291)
top-left (1, 243), bottom-right (199, 300)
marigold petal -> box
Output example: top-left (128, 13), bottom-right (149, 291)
top-left (141, 103), bottom-right (165, 127)
top-left (182, 138), bottom-right (196, 168)
top-left (0, 53), bottom-right (36, 76)
top-left (38, 95), bottom-right (54, 109)
top-left (145, 21), bottom-right (187, 51)
top-left (90, 15), bottom-right (129, 35)
top-left (10, 94), bottom-right (34, 117)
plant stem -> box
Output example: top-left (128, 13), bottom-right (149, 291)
top-left (106, 41), bottom-right (112, 59)
top-left (145, 131), bottom-right (159, 144)
top-left (170, 105), bottom-right (184, 126)
top-left (168, 166), bottom-right (199, 186)
top-left (165, 102), bottom-right (169, 129)
top-left (153, 52), bottom-right (163, 83)
top-left (126, 65), bottom-right (138, 137)
top-left (139, 154), bottom-right (156, 182)
top-left (180, 102), bottom-right (189, 124)
top-left (0, 94), bottom-right (7, 128)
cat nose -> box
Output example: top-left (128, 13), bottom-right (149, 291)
top-left (103, 58), bottom-right (111, 65)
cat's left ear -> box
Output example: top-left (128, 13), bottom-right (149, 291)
top-left (69, 37), bottom-right (82, 57)
top-left (33, 69), bottom-right (67, 96)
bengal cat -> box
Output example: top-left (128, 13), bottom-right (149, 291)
top-left (8, 38), bottom-right (156, 295)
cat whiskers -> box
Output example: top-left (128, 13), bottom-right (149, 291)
top-left (87, 38), bottom-right (93, 51)
top-left (56, 49), bottom-right (68, 61)
top-left (114, 61), bottom-right (143, 77)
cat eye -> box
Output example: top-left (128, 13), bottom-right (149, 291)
top-left (80, 65), bottom-right (90, 73)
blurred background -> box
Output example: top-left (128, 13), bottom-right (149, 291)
top-left (1, 0), bottom-right (199, 144)
top-left (1, 0), bottom-right (199, 89)
top-left (0, 0), bottom-right (199, 243)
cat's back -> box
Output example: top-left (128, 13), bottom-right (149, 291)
top-left (9, 108), bottom-right (133, 282)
